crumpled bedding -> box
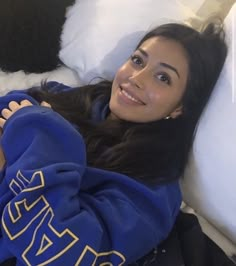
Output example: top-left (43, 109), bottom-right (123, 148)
top-left (0, 66), bottom-right (80, 96)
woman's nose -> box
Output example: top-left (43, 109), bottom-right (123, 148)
top-left (128, 70), bottom-right (146, 89)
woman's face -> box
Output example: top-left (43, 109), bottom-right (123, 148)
top-left (109, 36), bottom-right (189, 122)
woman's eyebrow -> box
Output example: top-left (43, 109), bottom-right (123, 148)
top-left (160, 62), bottom-right (180, 79)
top-left (137, 48), bottom-right (180, 79)
top-left (137, 48), bottom-right (148, 57)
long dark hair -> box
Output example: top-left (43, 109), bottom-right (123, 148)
top-left (28, 22), bottom-right (227, 185)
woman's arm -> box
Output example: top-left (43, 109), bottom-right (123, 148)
top-left (0, 98), bottom-right (181, 265)
top-left (0, 100), bottom-right (51, 171)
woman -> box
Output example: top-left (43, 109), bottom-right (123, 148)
top-left (0, 22), bottom-right (227, 265)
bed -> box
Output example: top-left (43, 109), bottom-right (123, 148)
top-left (0, 0), bottom-right (235, 264)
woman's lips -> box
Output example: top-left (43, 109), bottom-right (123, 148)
top-left (119, 86), bottom-right (145, 105)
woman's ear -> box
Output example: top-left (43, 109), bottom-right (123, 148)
top-left (169, 105), bottom-right (183, 119)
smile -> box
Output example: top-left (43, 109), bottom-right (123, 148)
top-left (119, 87), bottom-right (144, 105)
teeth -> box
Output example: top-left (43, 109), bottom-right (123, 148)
top-left (121, 89), bottom-right (141, 103)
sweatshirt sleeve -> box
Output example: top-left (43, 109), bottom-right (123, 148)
top-left (0, 96), bottom-right (86, 264)
top-left (0, 97), bottom-right (181, 265)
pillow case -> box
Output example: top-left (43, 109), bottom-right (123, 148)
top-left (181, 3), bottom-right (236, 244)
top-left (59, 0), bottom-right (199, 84)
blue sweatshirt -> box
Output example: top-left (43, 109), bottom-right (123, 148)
top-left (0, 82), bottom-right (181, 265)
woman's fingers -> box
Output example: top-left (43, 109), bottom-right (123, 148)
top-left (1, 108), bottom-right (13, 119)
top-left (9, 101), bottom-right (20, 111)
top-left (0, 118), bottom-right (6, 128)
top-left (20, 99), bottom-right (33, 107)
top-left (40, 101), bottom-right (51, 108)
top-left (0, 100), bottom-right (34, 128)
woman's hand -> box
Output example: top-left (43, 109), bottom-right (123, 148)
top-left (0, 100), bottom-right (33, 128)
top-left (0, 100), bottom-right (51, 128)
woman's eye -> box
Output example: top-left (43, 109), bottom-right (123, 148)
top-left (156, 73), bottom-right (171, 85)
top-left (130, 55), bottom-right (143, 66)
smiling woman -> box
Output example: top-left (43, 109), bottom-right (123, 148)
top-left (22, 22), bottom-right (227, 184)
top-left (0, 22), bottom-right (227, 265)
top-left (109, 36), bottom-right (188, 122)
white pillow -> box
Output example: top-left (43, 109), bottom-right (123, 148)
top-left (181, 3), bottom-right (236, 244)
top-left (59, 0), bottom-right (199, 85)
